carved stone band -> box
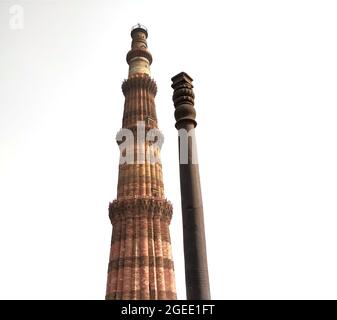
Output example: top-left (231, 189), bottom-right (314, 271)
top-left (109, 198), bottom-right (173, 224)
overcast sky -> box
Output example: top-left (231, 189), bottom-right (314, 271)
top-left (1, 0), bottom-right (337, 299)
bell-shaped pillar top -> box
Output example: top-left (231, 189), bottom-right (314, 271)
top-left (127, 24), bottom-right (153, 77)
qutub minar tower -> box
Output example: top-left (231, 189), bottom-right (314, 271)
top-left (105, 25), bottom-right (177, 300)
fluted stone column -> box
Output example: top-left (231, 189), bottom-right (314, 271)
top-left (106, 25), bottom-right (177, 300)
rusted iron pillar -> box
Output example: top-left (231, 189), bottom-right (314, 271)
top-left (171, 72), bottom-right (211, 300)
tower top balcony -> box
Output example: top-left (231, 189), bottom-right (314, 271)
top-left (127, 23), bottom-right (152, 77)
top-left (131, 23), bottom-right (148, 38)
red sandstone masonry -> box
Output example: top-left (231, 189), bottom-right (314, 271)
top-left (105, 26), bottom-right (176, 300)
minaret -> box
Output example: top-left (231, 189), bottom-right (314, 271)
top-left (105, 25), bottom-right (177, 300)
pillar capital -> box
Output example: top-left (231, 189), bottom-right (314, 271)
top-left (171, 72), bottom-right (197, 129)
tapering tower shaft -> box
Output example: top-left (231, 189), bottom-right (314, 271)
top-left (106, 25), bottom-right (177, 300)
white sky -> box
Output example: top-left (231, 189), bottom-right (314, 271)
top-left (1, 0), bottom-right (337, 299)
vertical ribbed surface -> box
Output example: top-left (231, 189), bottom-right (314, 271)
top-left (105, 27), bottom-right (176, 300)
top-left (106, 200), bottom-right (176, 300)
